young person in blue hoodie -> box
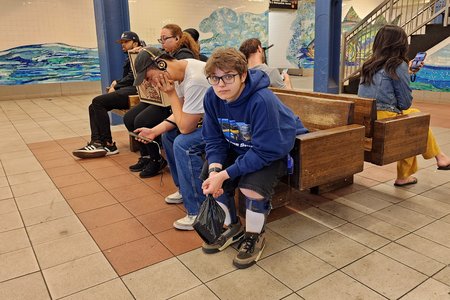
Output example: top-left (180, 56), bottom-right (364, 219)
top-left (201, 47), bottom-right (308, 269)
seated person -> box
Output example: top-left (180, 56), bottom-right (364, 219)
top-left (73, 31), bottom-right (142, 158)
top-left (124, 24), bottom-right (199, 178)
top-left (239, 38), bottom-right (292, 89)
top-left (358, 25), bottom-right (450, 187)
top-left (183, 28), bottom-right (208, 62)
top-left (201, 47), bottom-right (308, 269)
top-left (132, 47), bottom-right (209, 230)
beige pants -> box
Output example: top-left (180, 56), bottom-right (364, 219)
top-left (377, 108), bottom-right (440, 179)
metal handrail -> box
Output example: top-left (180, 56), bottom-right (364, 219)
top-left (340, 0), bottom-right (449, 89)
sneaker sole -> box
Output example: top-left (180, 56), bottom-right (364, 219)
top-left (164, 198), bottom-right (183, 204)
top-left (173, 223), bottom-right (194, 231)
top-left (233, 244), bottom-right (266, 269)
top-left (105, 150), bottom-right (119, 156)
top-left (72, 150), bottom-right (107, 159)
top-left (202, 230), bottom-right (244, 254)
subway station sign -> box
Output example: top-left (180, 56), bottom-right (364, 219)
top-left (269, 0), bottom-right (298, 9)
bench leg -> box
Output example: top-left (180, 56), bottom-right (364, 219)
top-left (310, 175), bottom-right (354, 194)
top-left (129, 136), bottom-right (140, 152)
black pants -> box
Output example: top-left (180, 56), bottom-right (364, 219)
top-left (89, 87), bottom-right (136, 144)
top-left (123, 102), bottom-right (172, 158)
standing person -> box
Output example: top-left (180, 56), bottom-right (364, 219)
top-left (132, 47), bottom-right (209, 230)
top-left (358, 24), bottom-right (450, 187)
top-left (201, 47), bottom-right (308, 268)
top-left (183, 28), bottom-right (208, 62)
top-left (124, 24), bottom-right (199, 179)
top-left (73, 31), bottom-right (142, 158)
top-left (239, 38), bottom-right (292, 89)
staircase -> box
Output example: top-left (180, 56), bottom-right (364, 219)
top-left (340, 0), bottom-right (450, 94)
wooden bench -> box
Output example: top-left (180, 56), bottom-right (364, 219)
top-left (271, 88), bottom-right (431, 166)
top-left (111, 95), bottom-right (140, 152)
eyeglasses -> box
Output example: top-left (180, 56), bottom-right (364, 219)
top-left (157, 36), bottom-right (176, 44)
top-left (207, 74), bottom-right (239, 85)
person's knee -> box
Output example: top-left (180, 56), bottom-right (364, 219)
top-left (244, 195), bottom-right (271, 214)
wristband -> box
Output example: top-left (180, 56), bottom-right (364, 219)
top-left (208, 167), bottom-right (222, 174)
top-left (164, 119), bottom-right (177, 126)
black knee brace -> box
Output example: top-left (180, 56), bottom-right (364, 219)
top-left (245, 197), bottom-right (271, 214)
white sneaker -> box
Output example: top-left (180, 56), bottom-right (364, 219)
top-left (173, 215), bottom-right (197, 230)
top-left (165, 190), bottom-right (183, 204)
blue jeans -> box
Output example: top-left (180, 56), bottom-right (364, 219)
top-left (162, 128), bottom-right (205, 215)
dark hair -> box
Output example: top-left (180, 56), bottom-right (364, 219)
top-left (162, 24), bottom-right (200, 59)
top-left (360, 25), bottom-right (409, 84)
top-left (205, 47), bottom-right (248, 77)
top-left (183, 28), bottom-right (200, 42)
top-left (239, 38), bottom-right (261, 60)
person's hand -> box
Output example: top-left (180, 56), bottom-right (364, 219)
top-left (202, 171), bottom-right (227, 198)
top-left (408, 60), bottom-right (424, 74)
top-left (107, 80), bottom-right (117, 93)
top-left (130, 46), bottom-right (143, 53)
top-left (153, 72), bottom-right (176, 95)
top-left (133, 127), bottom-right (157, 144)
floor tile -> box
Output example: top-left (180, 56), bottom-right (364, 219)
top-left (97, 174), bottom-right (142, 190)
top-left (39, 157), bottom-right (78, 169)
top-left (66, 190), bottom-right (117, 213)
top-left (15, 189), bottom-right (65, 210)
top-left (351, 215), bottom-right (409, 241)
top-left (314, 198), bottom-right (366, 221)
top-left (59, 181), bottom-right (105, 199)
top-left (7, 169), bottom-right (51, 186)
top-left (122, 257), bottom-right (201, 299)
top-left (169, 285), bottom-right (219, 300)
top-left (87, 165), bottom-right (129, 179)
top-left (2, 156), bottom-right (43, 176)
top-left (77, 203), bottom-right (132, 230)
top-left (397, 234), bottom-right (450, 265)
top-left (378, 242), bottom-right (446, 276)
top-left (34, 149), bottom-right (73, 162)
top-left (155, 229), bottom-right (203, 256)
top-left (266, 213), bottom-right (331, 244)
top-left (398, 194), bottom-right (450, 219)
top-left (206, 265), bottom-right (292, 300)
top-left (260, 229), bottom-right (295, 259)
top-left (21, 201), bottom-right (74, 226)
top-left (0, 247), bottom-right (39, 282)
top-left (121, 194), bottom-right (167, 216)
top-left (51, 171), bottom-right (95, 188)
top-left (400, 278), bottom-right (450, 300)
top-left (433, 266), bottom-right (450, 286)
top-left (0, 228), bottom-right (30, 255)
top-left (178, 247), bottom-right (238, 282)
top-left (34, 231), bottom-right (99, 269)
top-left (0, 186), bottom-right (13, 200)
top-left (27, 215), bottom-right (86, 245)
top-left (0, 211), bottom-right (23, 233)
top-left (371, 204), bottom-right (435, 232)
top-left (298, 206), bottom-right (348, 229)
top-left (331, 190), bottom-right (393, 214)
top-left (0, 198), bottom-right (17, 214)
top-left (42, 252), bottom-right (117, 299)
top-left (299, 230), bottom-right (372, 268)
top-left (258, 245), bottom-right (336, 291)
top-left (0, 272), bottom-right (50, 300)
top-left (89, 218), bottom-right (151, 250)
top-left (342, 252), bottom-right (427, 299)
top-left (45, 163), bottom-right (86, 178)
top-left (421, 184), bottom-right (450, 205)
top-left (10, 178), bottom-right (56, 197)
top-left (137, 206), bottom-right (186, 234)
top-left (109, 182), bottom-right (156, 202)
top-left (78, 158), bottom-right (118, 172)
top-left (297, 271), bottom-right (386, 300)
top-left (104, 236), bottom-right (173, 276)
top-left (61, 278), bottom-right (134, 300)
top-left (414, 220), bottom-right (450, 248)
top-left (334, 223), bottom-right (391, 250)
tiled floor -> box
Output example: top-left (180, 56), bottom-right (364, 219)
top-left (0, 93), bottom-right (449, 299)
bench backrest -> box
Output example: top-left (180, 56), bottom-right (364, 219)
top-left (274, 92), bottom-right (355, 131)
top-left (272, 88), bottom-right (376, 137)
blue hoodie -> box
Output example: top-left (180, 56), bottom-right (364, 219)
top-left (202, 69), bottom-right (308, 179)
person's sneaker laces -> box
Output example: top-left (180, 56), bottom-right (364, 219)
top-left (72, 141), bottom-right (107, 159)
top-left (202, 219), bottom-right (244, 254)
top-left (173, 214), bottom-right (197, 230)
top-left (129, 157), bottom-right (150, 172)
top-left (164, 190), bottom-right (183, 204)
top-left (103, 142), bottom-right (119, 156)
top-left (233, 231), bottom-right (266, 269)
top-left (139, 157), bottom-right (167, 178)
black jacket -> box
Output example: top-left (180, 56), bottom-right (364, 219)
top-left (114, 57), bottom-right (135, 90)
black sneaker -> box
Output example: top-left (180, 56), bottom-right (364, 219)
top-left (139, 157), bottom-right (167, 178)
top-left (202, 220), bottom-right (244, 254)
top-left (103, 142), bottom-right (119, 156)
top-left (129, 157), bottom-right (151, 172)
top-left (72, 142), bottom-right (107, 159)
top-left (233, 231), bottom-right (266, 269)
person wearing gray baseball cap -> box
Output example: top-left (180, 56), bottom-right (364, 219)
top-left (131, 46), bottom-right (210, 231)
top-left (72, 31), bottom-right (142, 159)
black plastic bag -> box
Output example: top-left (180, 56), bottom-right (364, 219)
top-left (193, 194), bottom-right (225, 244)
